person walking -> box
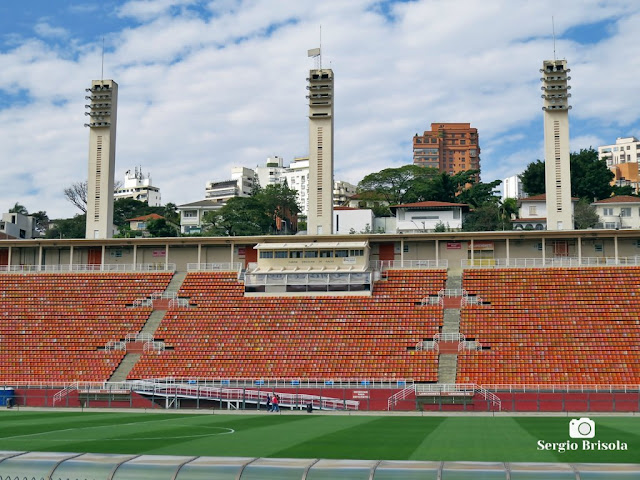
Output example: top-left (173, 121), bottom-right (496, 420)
top-left (272, 394), bottom-right (280, 412)
top-left (265, 393), bottom-right (271, 412)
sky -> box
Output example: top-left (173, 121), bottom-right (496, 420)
top-left (1, 0), bottom-right (639, 219)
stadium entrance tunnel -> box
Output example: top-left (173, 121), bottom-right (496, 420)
top-left (0, 452), bottom-right (639, 479)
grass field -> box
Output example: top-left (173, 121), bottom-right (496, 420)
top-left (0, 411), bottom-right (638, 464)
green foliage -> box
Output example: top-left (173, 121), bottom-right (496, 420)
top-left (570, 148), bottom-right (614, 200)
top-left (358, 165), bottom-right (440, 205)
top-left (146, 218), bottom-right (178, 237)
top-left (520, 148), bottom-right (614, 200)
top-left (520, 160), bottom-right (546, 196)
top-left (573, 198), bottom-right (599, 229)
top-left (358, 166), bottom-right (489, 206)
top-left (462, 203), bottom-right (505, 232)
top-left (611, 185), bottom-right (636, 196)
top-left (456, 179), bottom-right (501, 208)
top-left (8, 202), bottom-right (28, 215)
top-left (113, 198), bottom-right (165, 228)
top-left (201, 184), bottom-right (300, 236)
top-left (44, 214), bottom-right (86, 239)
top-left (434, 221), bottom-right (447, 232)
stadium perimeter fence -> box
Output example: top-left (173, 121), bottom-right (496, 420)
top-left (3, 381), bottom-right (640, 413)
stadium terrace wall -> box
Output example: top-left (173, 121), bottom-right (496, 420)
top-left (3, 230), bottom-right (640, 271)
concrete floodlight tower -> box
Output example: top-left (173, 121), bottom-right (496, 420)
top-left (84, 79), bottom-right (118, 239)
top-left (540, 59), bottom-right (572, 230)
top-left (306, 47), bottom-right (334, 235)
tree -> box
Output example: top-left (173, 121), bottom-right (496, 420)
top-left (44, 214), bottom-right (86, 239)
top-left (31, 211), bottom-right (50, 235)
top-left (499, 197), bottom-right (518, 229)
top-left (570, 148), bottom-right (614, 200)
top-left (612, 185), bottom-right (636, 196)
top-left (462, 203), bottom-right (502, 232)
top-left (520, 160), bottom-right (546, 196)
top-left (357, 165), bottom-right (440, 205)
top-left (63, 181), bottom-right (88, 213)
top-left (573, 199), bottom-right (599, 229)
top-left (456, 179), bottom-right (502, 208)
top-left (63, 179), bottom-right (124, 213)
top-left (146, 218), bottom-right (178, 237)
top-left (520, 148), bottom-right (614, 200)
top-left (8, 202), bottom-right (28, 215)
top-left (254, 183), bottom-right (301, 233)
top-left (203, 197), bottom-right (271, 236)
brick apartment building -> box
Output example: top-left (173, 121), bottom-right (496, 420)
top-left (413, 123), bottom-right (480, 175)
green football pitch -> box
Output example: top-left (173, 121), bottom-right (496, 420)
top-left (0, 411), bottom-right (638, 464)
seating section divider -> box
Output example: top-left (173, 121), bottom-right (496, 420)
top-left (458, 267), bottom-right (640, 384)
top-left (128, 270), bottom-right (446, 381)
top-left (0, 273), bottom-right (172, 382)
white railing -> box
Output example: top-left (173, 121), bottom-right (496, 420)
top-left (125, 333), bottom-right (154, 343)
top-left (187, 262), bottom-right (243, 272)
top-left (434, 333), bottom-right (465, 342)
top-left (168, 298), bottom-right (190, 308)
top-left (387, 386), bottom-right (416, 410)
top-left (459, 340), bottom-right (482, 352)
top-left (0, 263), bottom-right (176, 273)
top-left (104, 341), bottom-right (126, 351)
top-left (415, 340), bottom-right (438, 352)
top-left (143, 341), bottom-right (166, 353)
top-left (244, 272), bottom-right (372, 287)
top-left (479, 384), bottom-right (640, 393)
top-left (461, 256), bottom-right (640, 269)
top-left (371, 260), bottom-right (448, 270)
top-left (133, 377), bottom-right (413, 390)
top-left (52, 381), bottom-right (78, 405)
top-left (131, 381), bottom-right (360, 411)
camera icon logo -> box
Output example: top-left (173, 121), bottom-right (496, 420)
top-left (569, 417), bottom-right (595, 439)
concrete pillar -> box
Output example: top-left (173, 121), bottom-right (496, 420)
top-left (69, 245), bottom-right (73, 270)
top-left (435, 239), bottom-right (439, 265)
top-left (38, 245), bottom-right (43, 271)
top-left (165, 243), bottom-right (169, 270)
top-left (197, 243), bottom-right (202, 269)
top-left (506, 238), bottom-right (510, 266)
top-left (400, 239), bottom-right (404, 266)
top-left (133, 244), bottom-right (137, 269)
top-left (577, 236), bottom-right (582, 264)
top-left (614, 235), bottom-right (619, 264)
top-left (541, 238), bottom-right (546, 263)
top-left (7, 246), bottom-right (12, 269)
top-left (101, 245), bottom-right (106, 271)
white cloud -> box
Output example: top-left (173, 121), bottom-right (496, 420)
top-left (34, 22), bottom-right (69, 39)
top-left (0, 0), bottom-right (639, 219)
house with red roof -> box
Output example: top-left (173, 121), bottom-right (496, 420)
top-left (126, 213), bottom-right (164, 233)
top-left (591, 195), bottom-right (640, 229)
top-left (390, 201), bottom-right (470, 233)
top-left (513, 194), bottom-right (578, 230)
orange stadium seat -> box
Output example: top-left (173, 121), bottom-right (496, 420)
top-left (0, 272), bottom-right (173, 382)
top-left (458, 267), bottom-right (640, 385)
top-left (128, 269), bottom-right (446, 381)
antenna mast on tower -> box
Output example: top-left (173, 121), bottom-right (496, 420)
top-left (552, 16), bottom-right (556, 61)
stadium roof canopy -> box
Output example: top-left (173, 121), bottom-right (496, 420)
top-left (253, 241), bottom-right (368, 250)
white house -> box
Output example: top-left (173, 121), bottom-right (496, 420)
top-left (513, 193), bottom-right (578, 230)
top-left (177, 199), bottom-right (224, 234)
top-left (390, 201), bottom-right (469, 233)
top-left (591, 195), bottom-right (640, 230)
top-left (333, 207), bottom-right (375, 234)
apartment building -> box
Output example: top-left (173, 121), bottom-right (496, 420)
top-left (413, 123), bottom-right (480, 175)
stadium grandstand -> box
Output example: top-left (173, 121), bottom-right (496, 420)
top-left (1, 230), bottom-right (640, 412)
